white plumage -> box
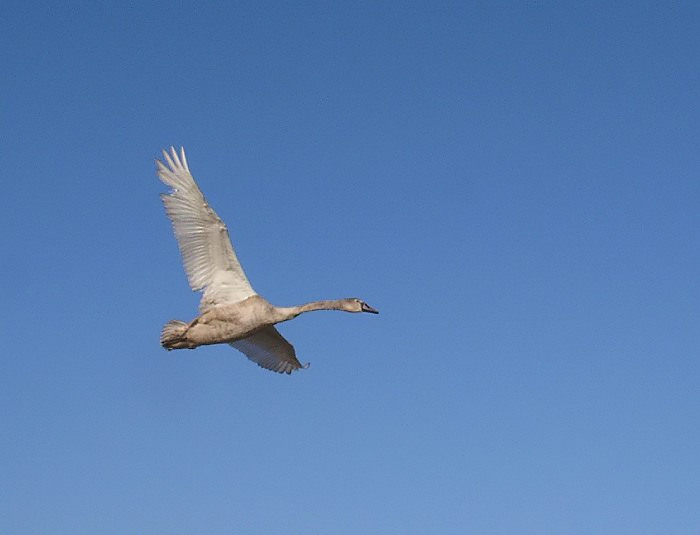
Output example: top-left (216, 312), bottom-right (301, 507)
top-left (157, 147), bottom-right (255, 312)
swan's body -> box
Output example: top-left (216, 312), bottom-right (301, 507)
top-left (156, 147), bottom-right (378, 374)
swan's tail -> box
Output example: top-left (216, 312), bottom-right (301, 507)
top-left (160, 320), bottom-right (191, 350)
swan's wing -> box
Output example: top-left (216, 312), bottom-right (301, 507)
top-left (230, 326), bottom-right (308, 374)
top-left (156, 147), bottom-right (256, 311)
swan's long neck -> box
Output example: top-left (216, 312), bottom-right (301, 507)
top-left (274, 300), bottom-right (347, 322)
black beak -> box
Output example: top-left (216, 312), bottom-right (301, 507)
top-left (361, 302), bottom-right (379, 314)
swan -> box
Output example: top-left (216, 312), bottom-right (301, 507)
top-left (156, 147), bottom-right (378, 374)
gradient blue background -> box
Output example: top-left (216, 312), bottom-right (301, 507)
top-left (2, 2), bottom-right (699, 533)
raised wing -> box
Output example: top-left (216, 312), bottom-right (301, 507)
top-left (230, 326), bottom-right (308, 374)
top-left (157, 147), bottom-right (256, 311)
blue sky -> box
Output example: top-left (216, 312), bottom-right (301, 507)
top-left (2, 2), bottom-right (699, 533)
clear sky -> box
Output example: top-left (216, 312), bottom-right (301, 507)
top-left (2, 2), bottom-right (699, 533)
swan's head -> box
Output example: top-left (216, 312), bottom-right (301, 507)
top-left (343, 298), bottom-right (379, 314)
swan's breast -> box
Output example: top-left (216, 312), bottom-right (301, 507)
top-left (192, 296), bottom-right (276, 344)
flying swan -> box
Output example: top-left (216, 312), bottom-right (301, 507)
top-left (156, 147), bottom-right (378, 374)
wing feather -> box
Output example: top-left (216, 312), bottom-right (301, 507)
top-left (230, 326), bottom-right (308, 374)
top-left (157, 147), bottom-right (256, 310)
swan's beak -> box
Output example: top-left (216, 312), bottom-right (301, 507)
top-left (361, 302), bottom-right (379, 314)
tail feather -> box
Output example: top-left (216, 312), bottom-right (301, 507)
top-left (161, 320), bottom-right (190, 350)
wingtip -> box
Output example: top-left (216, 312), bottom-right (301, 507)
top-left (161, 148), bottom-right (175, 170)
top-left (158, 146), bottom-right (189, 172)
